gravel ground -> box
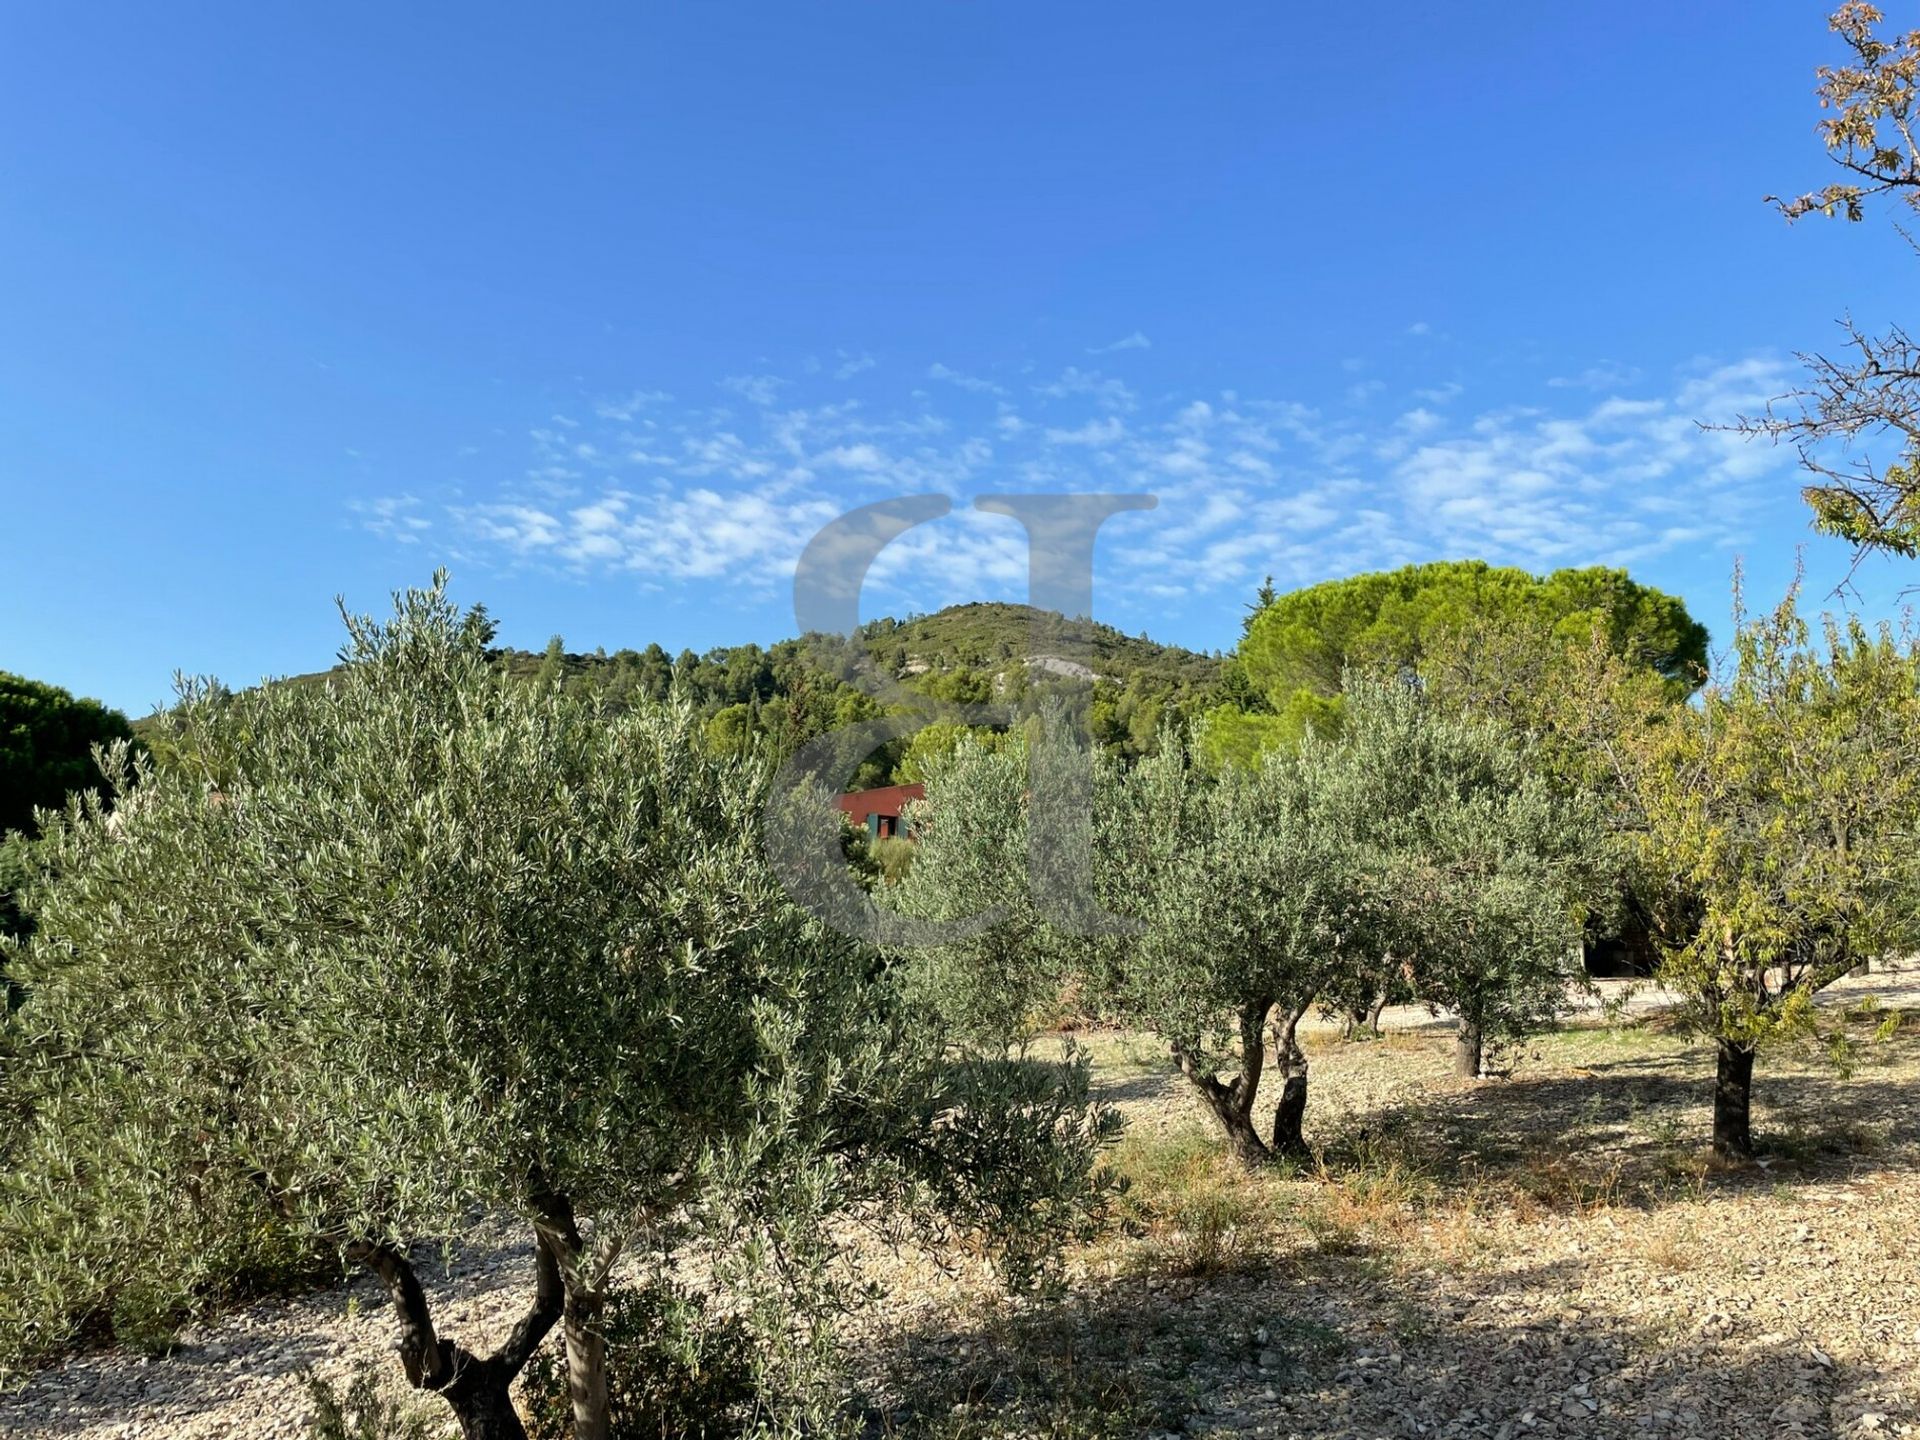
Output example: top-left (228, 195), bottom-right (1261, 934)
top-left (4, 966), bottom-right (1916, 1440)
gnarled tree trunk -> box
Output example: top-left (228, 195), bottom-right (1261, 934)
top-left (1175, 1000), bottom-right (1273, 1166)
top-left (353, 1227), bottom-right (563, 1440)
top-left (1712, 1038), bottom-right (1756, 1160)
top-left (1364, 989), bottom-right (1387, 1037)
top-left (1270, 1004), bottom-right (1311, 1160)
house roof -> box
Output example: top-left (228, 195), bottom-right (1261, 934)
top-left (834, 783), bottom-right (924, 824)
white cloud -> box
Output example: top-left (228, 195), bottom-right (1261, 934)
top-left (366, 352), bottom-right (1804, 629)
top-left (1547, 362), bottom-right (1642, 391)
top-left (817, 443), bottom-right (888, 472)
top-left (1086, 330), bottom-right (1152, 355)
top-left (1044, 416), bottom-right (1126, 446)
top-left (1032, 366), bottom-right (1136, 412)
top-left (351, 495), bottom-right (432, 544)
top-left (593, 389), bottom-right (671, 421)
top-left (719, 374), bottom-right (786, 407)
top-left (833, 350), bottom-right (876, 381)
top-left (927, 362), bottom-right (1005, 395)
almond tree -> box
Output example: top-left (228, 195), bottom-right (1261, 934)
top-left (0, 578), bottom-right (1112, 1437)
top-left (1622, 592), bottom-right (1920, 1157)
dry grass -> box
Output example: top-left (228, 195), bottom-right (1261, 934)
top-left (1101, 1128), bottom-right (1291, 1276)
top-left (859, 1002), bottom-right (1920, 1435)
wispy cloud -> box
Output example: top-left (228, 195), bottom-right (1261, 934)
top-left (926, 362), bottom-right (1005, 396)
top-left (1548, 361), bottom-right (1641, 391)
top-left (356, 352), bottom-right (1801, 630)
top-left (1032, 366), bottom-right (1136, 412)
top-left (1086, 330), bottom-right (1152, 355)
top-left (719, 374), bottom-right (786, 407)
top-left (351, 495), bottom-right (431, 544)
top-left (833, 350), bottom-right (876, 381)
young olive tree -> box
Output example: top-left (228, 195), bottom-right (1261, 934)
top-left (0, 578), bottom-right (1112, 1437)
top-left (1096, 733), bottom-right (1373, 1164)
top-left (884, 729), bottom-right (1061, 1051)
top-left (1622, 594), bottom-right (1920, 1157)
top-left (1322, 678), bottom-right (1609, 1079)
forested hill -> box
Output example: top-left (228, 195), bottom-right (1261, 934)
top-left (520, 602), bottom-right (1223, 780)
top-left (158, 603), bottom-right (1225, 786)
top-left (862, 603), bottom-right (1220, 688)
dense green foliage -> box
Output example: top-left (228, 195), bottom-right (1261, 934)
top-left (1096, 726), bottom-right (1369, 1162)
top-left (886, 680), bottom-right (1608, 1166)
top-left (0, 672), bottom-right (135, 840)
top-left (884, 730), bottom-right (1062, 1051)
top-left (1, 580), bottom-right (1113, 1437)
top-left (9, 544), bottom-right (1915, 1431)
top-left (1201, 562), bottom-right (1706, 765)
top-left (1089, 681), bottom-right (1606, 1159)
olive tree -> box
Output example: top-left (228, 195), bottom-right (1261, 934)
top-left (1326, 678), bottom-right (1609, 1079)
top-left (1096, 733), bottom-right (1373, 1164)
top-left (0, 579), bottom-right (1112, 1436)
top-left (883, 729), bottom-right (1062, 1051)
top-left (1618, 593), bottom-right (1920, 1157)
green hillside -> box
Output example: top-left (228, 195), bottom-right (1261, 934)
top-left (137, 603), bottom-right (1225, 787)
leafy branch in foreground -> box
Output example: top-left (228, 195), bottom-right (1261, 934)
top-left (1742, 4), bottom-right (1920, 561)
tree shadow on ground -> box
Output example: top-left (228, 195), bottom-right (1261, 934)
top-left (1312, 1039), bottom-right (1920, 1212)
top-left (1090, 1066), bottom-right (1184, 1107)
top-left (857, 1251), bottom-right (1913, 1439)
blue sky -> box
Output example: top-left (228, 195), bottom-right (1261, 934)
top-left (3, 2), bottom-right (1914, 715)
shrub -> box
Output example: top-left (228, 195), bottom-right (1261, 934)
top-left (306, 1361), bottom-right (435, 1440)
top-left (520, 1281), bottom-right (755, 1440)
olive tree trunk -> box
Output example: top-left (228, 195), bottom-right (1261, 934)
top-left (1712, 1038), bottom-right (1757, 1160)
top-left (562, 1287), bottom-right (610, 1440)
top-left (530, 1190), bottom-right (615, 1440)
top-left (1175, 1001), bottom-right (1273, 1166)
top-left (353, 1232), bottom-right (563, 1440)
top-left (1270, 1005), bottom-right (1311, 1160)
top-left (1364, 989), bottom-right (1388, 1037)
top-left (1454, 1017), bottom-right (1484, 1079)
